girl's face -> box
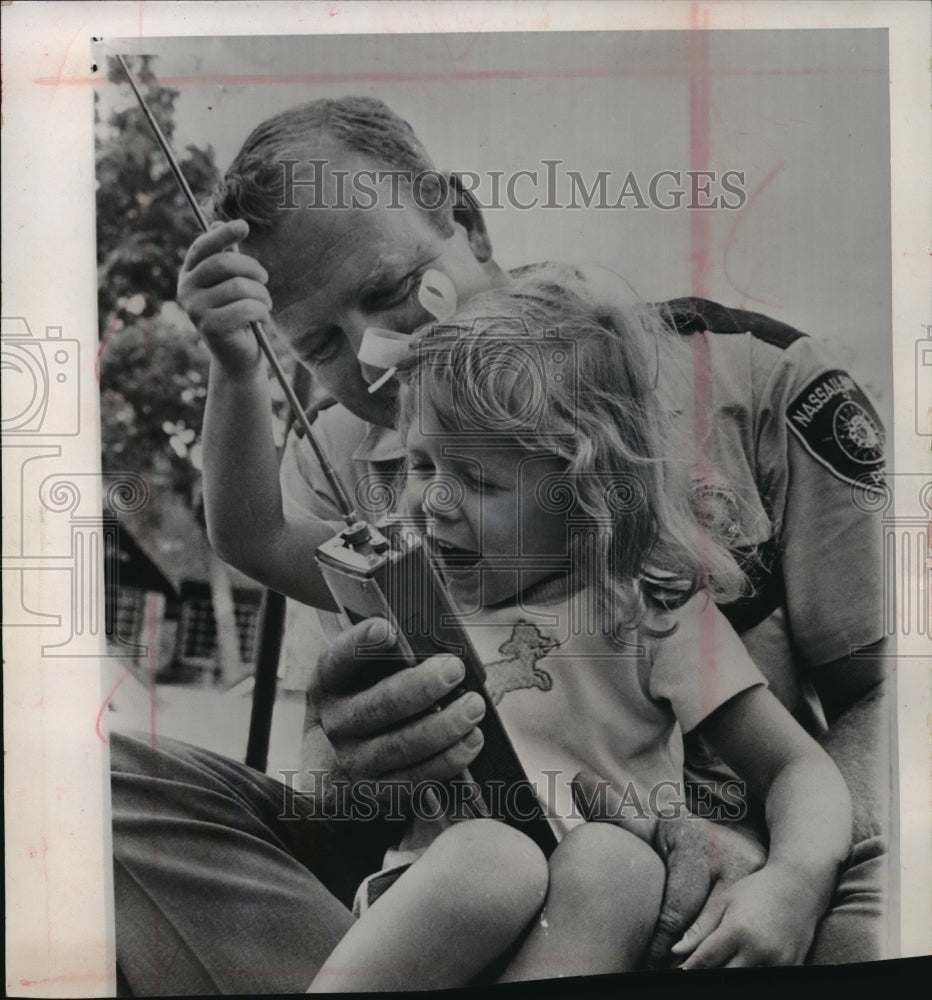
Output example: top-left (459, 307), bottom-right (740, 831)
top-left (402, 396), bottom-right (571, 607)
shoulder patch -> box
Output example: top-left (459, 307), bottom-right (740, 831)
top-left (786, 369), bottom-right (885, 487)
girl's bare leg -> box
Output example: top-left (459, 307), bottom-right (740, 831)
top-left (308, 819), bottom-right (547, 993)
top-left (498, 822), bottom-right (664, 982)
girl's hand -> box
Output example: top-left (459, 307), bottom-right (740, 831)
top-left (671, 864), bottom-right (822, 968)
top-left (177, 219), bottom-right (272, 377)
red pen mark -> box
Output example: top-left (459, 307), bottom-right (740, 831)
top-left (95, 315), bottom-right (121, 383)
top-left (95, 669), bottom-right (130, 744)
top-left (688, 5), bottom-right (719, 699)
top-left (19, 972), bottom-right (117, 988)
top-left (722, 161), bottom-right (786, 309)
top-left (688, 3), bottom-right (711, 300)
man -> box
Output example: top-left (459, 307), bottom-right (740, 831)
top-left (111, 96), bottom-right (889, 993)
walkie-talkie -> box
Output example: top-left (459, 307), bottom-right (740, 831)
top-left (316, 515), bottom-right (558, 857)
top-left (117, 54), bottom-right (557, 857)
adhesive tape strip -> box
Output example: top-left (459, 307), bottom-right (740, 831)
top-left (418, 269), bottom-right (458, 321)
top-left (358, 327), bottom-right (411, 369)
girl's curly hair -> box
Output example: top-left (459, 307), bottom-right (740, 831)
top-left (395, 264), bottom-right (748, 633)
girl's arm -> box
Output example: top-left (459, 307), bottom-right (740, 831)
top-left (182, 219), bottom-right (339, 609)
top-left (672, 684), bottom-right (852, 968)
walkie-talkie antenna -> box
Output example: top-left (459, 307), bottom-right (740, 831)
top-left (116, 53), bottom-right (361, 529)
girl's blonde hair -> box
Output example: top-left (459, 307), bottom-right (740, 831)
top-left (395, 264), bottom-right (748, 630)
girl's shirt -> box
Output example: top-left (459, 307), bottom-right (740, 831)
top-left (458, 585), bottom-right (767, 839)
top-left (381, 584), bottom-right (768, 874)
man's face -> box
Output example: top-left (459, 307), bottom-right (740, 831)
top-left (247, 145), bottom-right (499, 427)
top-left (402, 397), bottom-right (570, 608)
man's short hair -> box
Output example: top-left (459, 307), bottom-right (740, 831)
top-left (209, 95), bottom-right (451, 232)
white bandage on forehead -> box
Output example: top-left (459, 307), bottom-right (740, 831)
top-left (417, 268), bottom-right (458, 321)
top-left (362, 269), bottom-right (459, 393)
top-left (357, 327), bottom-right (411, 370)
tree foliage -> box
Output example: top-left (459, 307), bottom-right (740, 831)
top-left (97, 55), bottom-right (218, 502)
top-left (97, 55), bottom-right (218, 326)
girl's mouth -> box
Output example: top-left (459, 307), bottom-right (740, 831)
top-left (426, 536), bottom-right (482, 569)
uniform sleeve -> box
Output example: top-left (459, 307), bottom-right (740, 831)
top-left (648, 593), bottom-right (768, 734)
top-left (279, 404), bottom-right (375, 524)
top-left (754, 336), bottom-right (886, 667)
top-left (279, 428), bottom-right (345, 523)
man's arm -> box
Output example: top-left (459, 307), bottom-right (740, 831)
top-left (202, 357), bottom-right (339, 609)
top-left (810, 640), bottom-right (889, 842)
top-left (180, 219), bottom-right (339, 609)
top-left (750, 331), bottom-right (889, 834)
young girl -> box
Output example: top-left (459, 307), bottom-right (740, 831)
top-left (306, 270), bottom-right (852, 990)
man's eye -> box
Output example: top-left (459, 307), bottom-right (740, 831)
top-left (303, 332), bottom-right (343, 364)
top-left (369, 273), bottom-right (418, 311)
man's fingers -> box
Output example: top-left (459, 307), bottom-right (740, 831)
top-left (191, 275), bottom-right (272, 314)
top-left (197, 298), bottom-right (273, 338)
top-left (646, 871), bottom-right (712, 966)
top-left (570, 770), bottom-right (659, 845)
top-left (313, 618), bottom-right (406, 696)
top-left (188, 253), bottom-right (270, 291)
top-left (648, 819), bottom-right (712, 968)
top-left (326, 664), bottom-right (479, 741)
top-left (378, 726), bottom-right (485, 786)
top-left (644, 821), bottom-right (713, 968)
top-left (340, 703), bottom-right (483, 784)
top-left (183, 218), bottom-right (249, 268)
top-left (309, 618), bottom-right (485, 783)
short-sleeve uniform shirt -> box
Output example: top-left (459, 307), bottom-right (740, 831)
top-left (281, 296), bottom-right (885, 737)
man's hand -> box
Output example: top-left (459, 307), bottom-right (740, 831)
top-left (306, 617), bottom-right (487, 787)
top-left (177, 218), bottom-right (271, 377)
top-left (571, 770), bottom-right (766, 969)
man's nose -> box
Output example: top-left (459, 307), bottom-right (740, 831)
top-left (342, 316), bottom-right (368, 355)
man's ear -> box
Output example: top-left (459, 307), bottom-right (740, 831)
top-left (447, 172), bottom-right (494, 262)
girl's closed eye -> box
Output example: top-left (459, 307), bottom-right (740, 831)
top-left (407, 461), bottom-right (434, 478)
top-left (406, 450), bottom-right (436, 481)
top-left (459, 467), bottom-right (505, 496)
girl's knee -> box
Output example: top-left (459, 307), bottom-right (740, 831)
top-left (553, 822), bottom-right (665, 911)
top-left (431, 820), bottom-right (549, 919)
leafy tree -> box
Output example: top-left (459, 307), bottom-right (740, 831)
top-left (97, 55), bottom-right (218, 327)
top-left (96, 55), bottom-right (293, 506)
top-left (96, 54), bottom-right (219, 504)
top-left (97, 55), bottom-right (244, 683)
